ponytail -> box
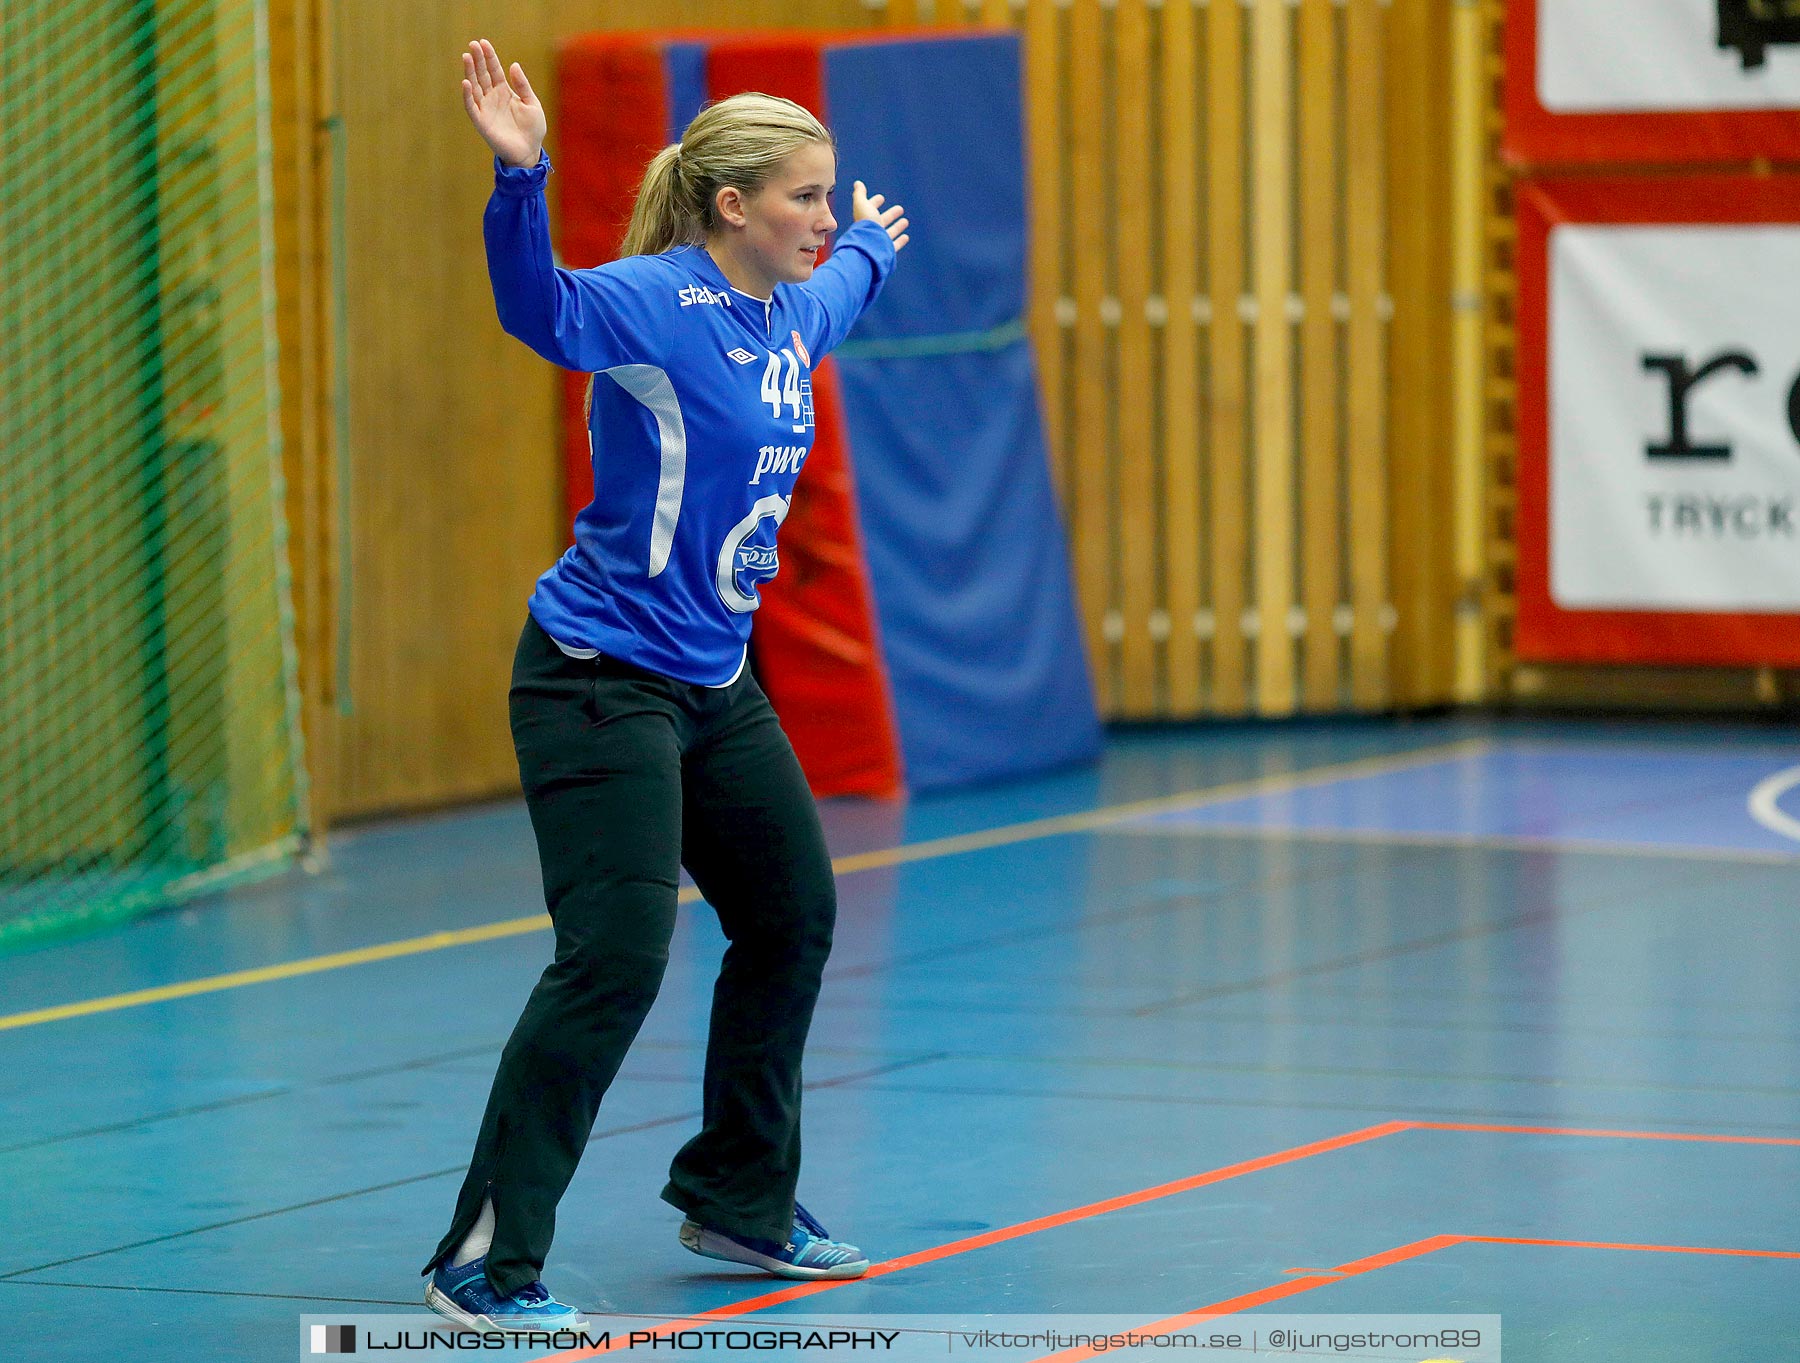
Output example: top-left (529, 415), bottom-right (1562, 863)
top-left (583, 93), bottom-right (835, 420)
top-left (619, 143), bottom-right (703, 258)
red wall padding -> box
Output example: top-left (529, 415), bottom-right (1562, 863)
top-left (554, 38), bottom-right (670, 531)
top-left (705, 35), bottom-right (902, 798)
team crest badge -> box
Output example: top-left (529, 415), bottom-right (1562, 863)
top-left (790, 331), bottom-right (811, 370)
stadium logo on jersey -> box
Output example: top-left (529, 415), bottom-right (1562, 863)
top-left (678, 284), bottom-right (732, 308)
top-left (727, 348), bottom-right (758, 365)
top-left (790, 331), bottom-right (811, 370)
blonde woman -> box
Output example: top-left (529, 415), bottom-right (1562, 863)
top-left (423, 39), bottom-right (910, 1333)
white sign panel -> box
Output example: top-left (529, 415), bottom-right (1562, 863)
top-left (1549, 224), bottom-right (1800, 611)
top-left (1540, 0), bottom-right (1800, 112)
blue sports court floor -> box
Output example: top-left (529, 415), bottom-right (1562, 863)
top-left (3, 716), bottom-right (1798, 1361)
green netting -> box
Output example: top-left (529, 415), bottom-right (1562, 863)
top-left (0, 0), bottom-right (307, 952)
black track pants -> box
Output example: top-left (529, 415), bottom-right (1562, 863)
top-left (425, 616), bottom-right (838, 1296)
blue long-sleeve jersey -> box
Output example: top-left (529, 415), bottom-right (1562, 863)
top-left (485, 152), bottom-right (897, 686)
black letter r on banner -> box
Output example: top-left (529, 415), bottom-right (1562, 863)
top-left (1642, 350), bottom-right (1759, 460)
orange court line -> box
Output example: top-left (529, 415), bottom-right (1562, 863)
top-left (1029, 1236), bottom-right (1463, 1363)
top-left (1466, 1234), bottom-right (1800, 1259)
top-left (1405, 1119), bottom-right (1800, 1146)
top-left (530, 1119), bottom-right (1800, 1361)
top-left (1029, 1233), bottom-right (1800, 1362)
top-left (528, 1122), bottom-right (1412, 1361)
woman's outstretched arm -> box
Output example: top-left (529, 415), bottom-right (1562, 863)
top-left (462, 38), bottom-right (544, 169)
top-left (462, 38), bottom-right (662, 373)
top-left (799, 181), bottom-right (911, 360)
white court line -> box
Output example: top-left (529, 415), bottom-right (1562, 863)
top-left (1104, 820), bottom-right (1800, 864)
top-left (1748, 765), bottom-right (1800, 846)
top-left (1111, 747), bottom-right (1800, 862)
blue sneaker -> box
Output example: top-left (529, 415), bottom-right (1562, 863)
top-left (424, 1255), bottom-right (585, 1334)
top-left (678, 1201), bottom-right (869, 1280)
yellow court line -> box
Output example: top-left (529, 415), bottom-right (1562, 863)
top-left (824, 737), bottom-right (1492, 874)
top-left (0, 738), bottom-right (1490, 1034)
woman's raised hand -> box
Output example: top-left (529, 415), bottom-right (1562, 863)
top-left (460, 39), bottom-right (546, 169)
top-left (852, 181), bottom-right (910, 253)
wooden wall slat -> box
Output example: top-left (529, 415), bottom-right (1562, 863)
top-left (269, 0), bottom-right (335, 845)
top-left (1115, 0), bottom-right (1157, 714)
top-left (1482, 0), bottom-right (1518, 698)
top-left (1451, 0), bottom-right (1487, 702)
top-left (315, 0), bottom-right (342, 749)
top-left (298, 0), bottom-right (338, 839)
top-left (304, 0), bottom-right (334, 823)
top-left (1205, 0), bottom-right (1249, 715)
top-left (1297, 0), bottom-right (1341, 710)
top-left (1068, 0), bottom-right (1114, 712)
top-left (1023, 0), bottom-right (1067, 504)
top-left (1386, 0), bottom-right (1457, 708)
top-left (1344, 0), bottom-right (1390, 708)
top-left (1158, 0), bottom-right (1202, 715)
top-left (268, 0), bottom-right (310, 836)
top-left (1250, 0), bottom-right (1296, 714)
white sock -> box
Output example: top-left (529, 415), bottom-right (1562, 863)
top-left (450, 1197), bottom-right (495, 1268)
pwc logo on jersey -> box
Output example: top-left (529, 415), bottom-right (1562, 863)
top-left (716, 494), bottom-right (789, 614)
top-left (678, 284), bottom-right (731, 308)
top-left (750, 445), bottom-right (807, 486)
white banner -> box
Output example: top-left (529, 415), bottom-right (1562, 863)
top-left (1549, 223), bottom-right (1800, 611)
top-left (1540, 0), bottom-right (1800, 112)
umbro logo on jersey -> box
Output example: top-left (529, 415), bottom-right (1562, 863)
top-left (679, 284), bottom-right (732, 308)
top-left (727, 348), bottom-right (758, 365)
